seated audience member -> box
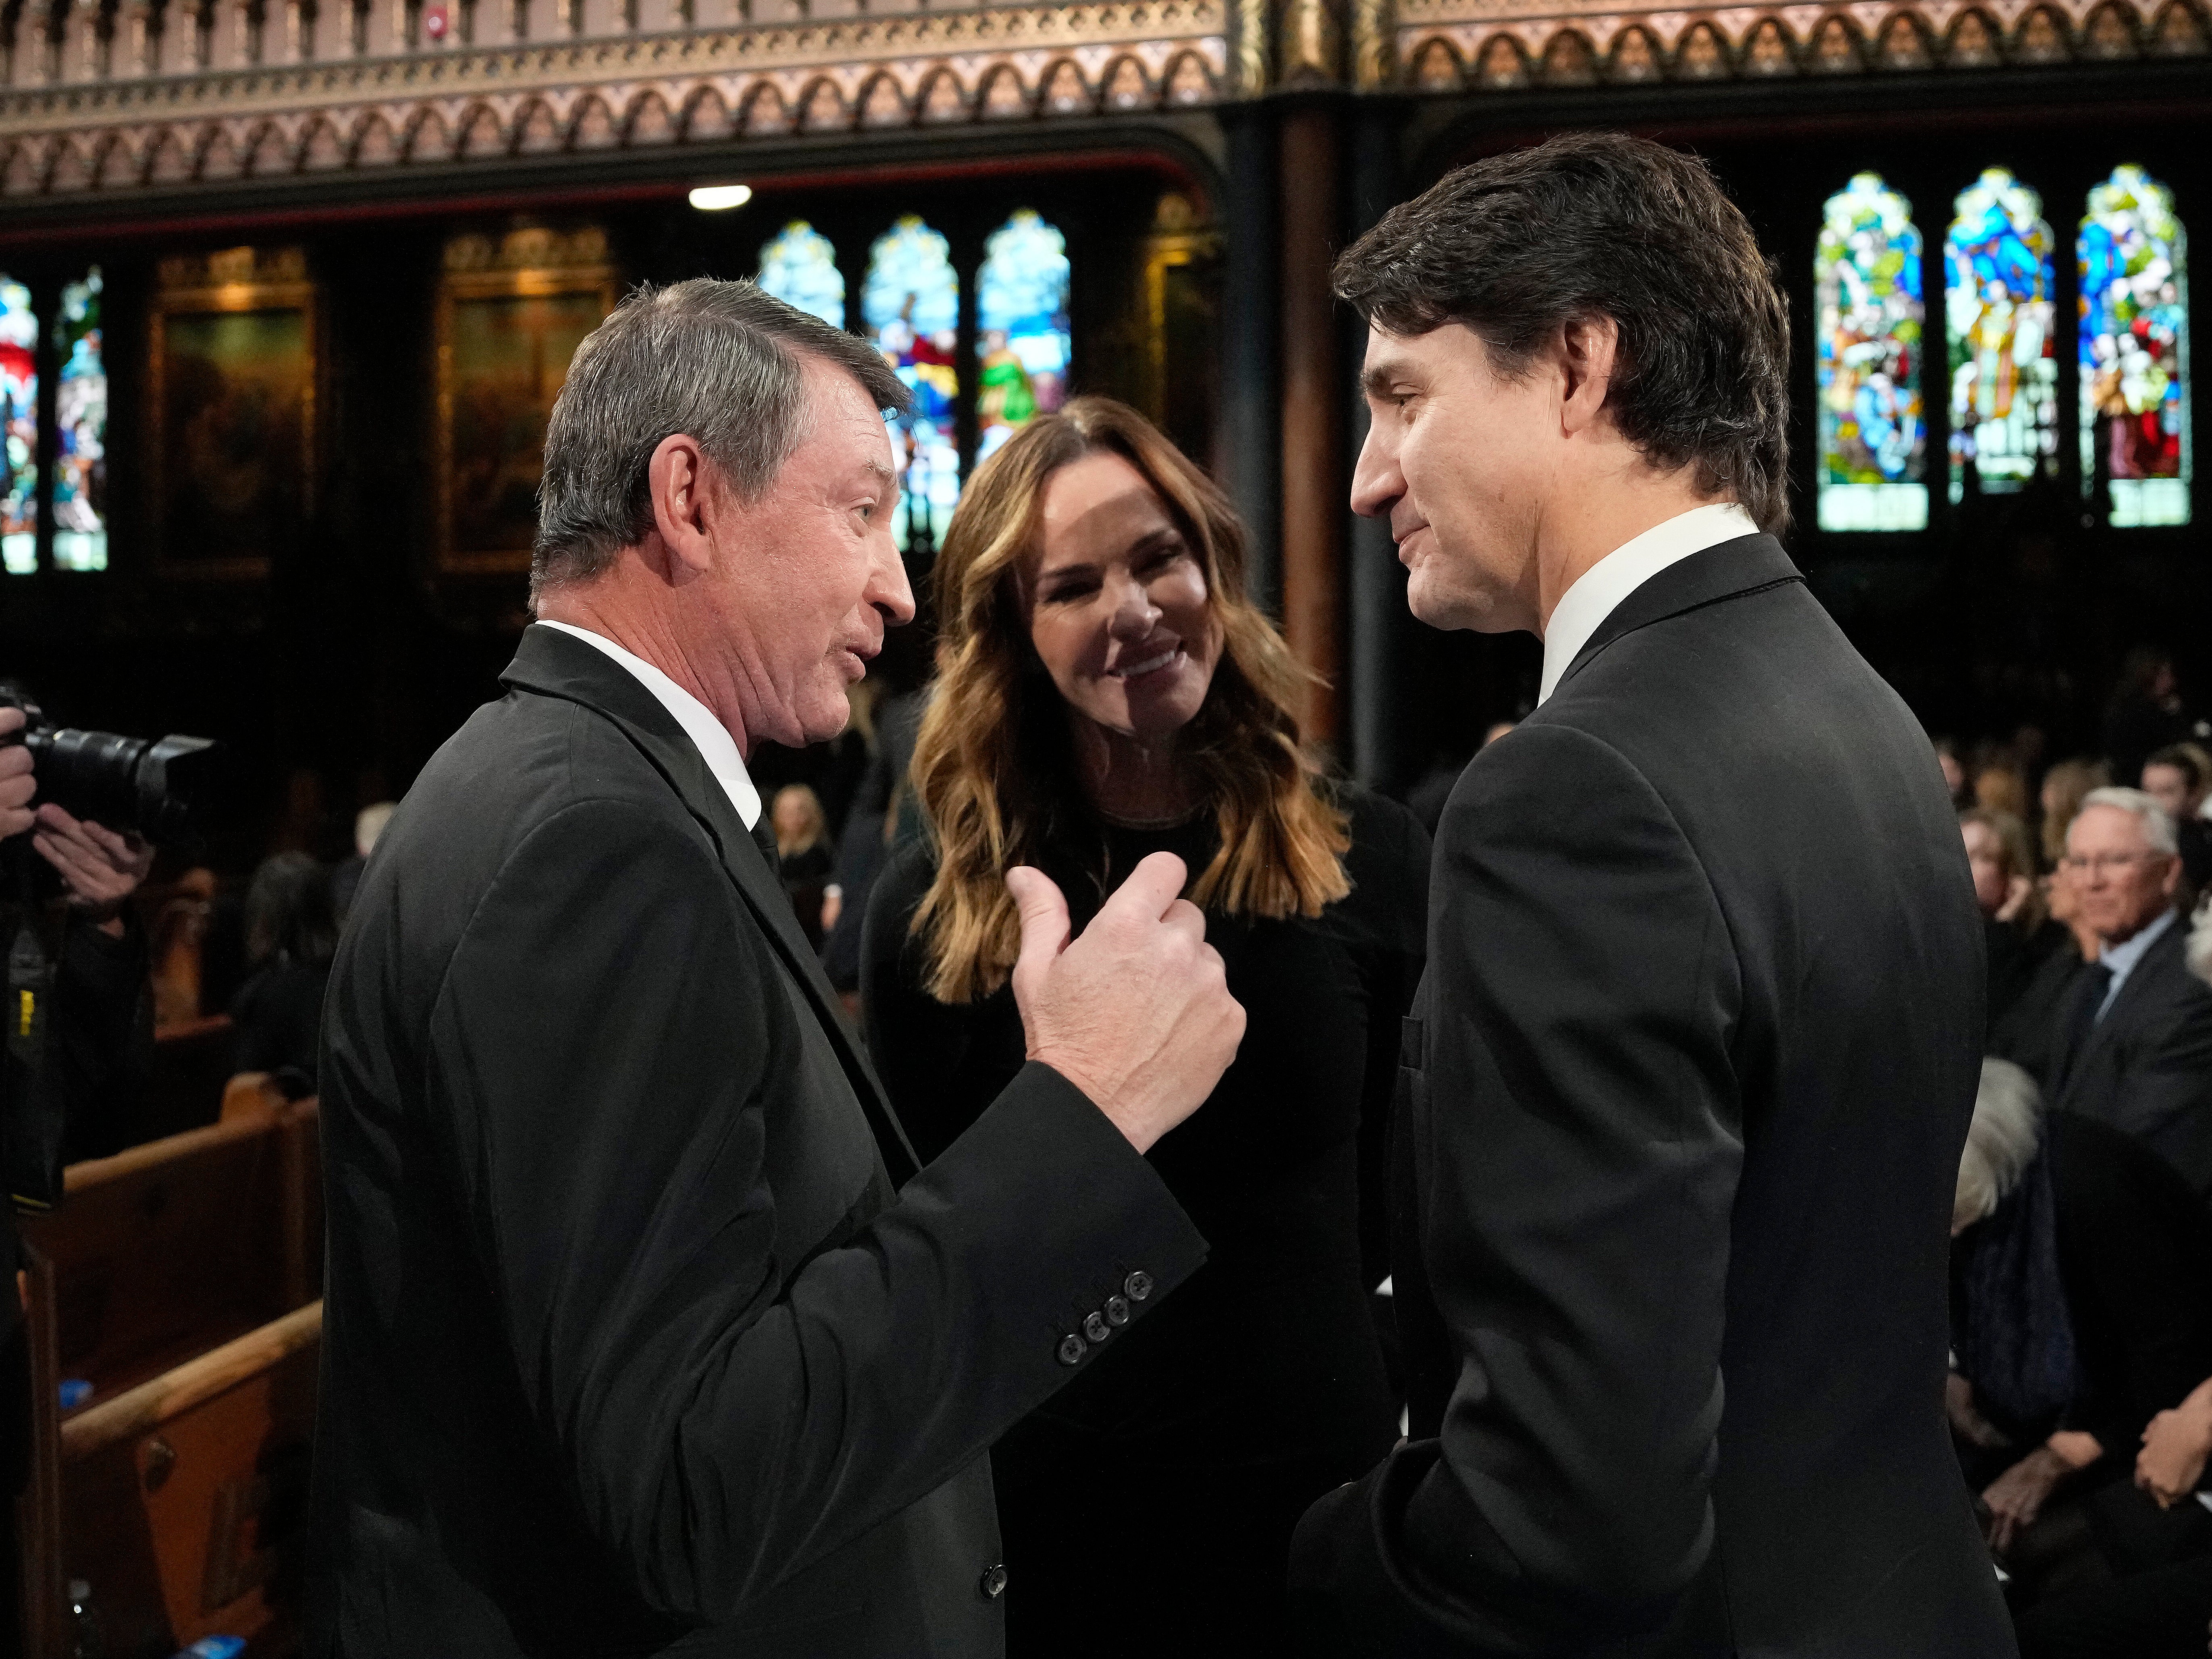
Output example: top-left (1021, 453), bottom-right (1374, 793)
top-left (331, 800), bottom-right (395, 923)
top-left (1978, 764), bottom-right (2032, 822)
top-left (2043, 787), bottom-right (2212, 1196)
top-left (770, 783), bottom-right (834, 946)
top-left (228, 851), bottom-right (338, 1092)
top-left (1992, 858), bottom-right (2096, 1084)
top-left (1965, 808), bottom-right (2070, 1032)
top-left (2143, 744), bottom-right (2212, 900)
top-left (1950, 1061), bottom-right (2212, 1611)
top-left (2041, 759), bottom-right (2111, 873)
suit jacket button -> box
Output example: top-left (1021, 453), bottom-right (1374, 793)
top-left (1124, 1269), bottom-right (1153, 1302)
top-left (1104, 1294), bottom-right (1131, 1327)
top-left (979, 1564), bottom-right (1008, 1600)
top-left (1083, 1311), bottom-right (1111, 1344)
top-left (1056, 1333), bottom-right (1087, 1366)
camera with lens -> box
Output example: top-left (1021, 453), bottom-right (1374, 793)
top-left (0, 683), bottom-right (217, 847)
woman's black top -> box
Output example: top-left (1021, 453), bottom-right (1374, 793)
top-left (861, 786), bottom-right (1428, 1656)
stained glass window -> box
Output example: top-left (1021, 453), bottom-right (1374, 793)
top-left (756, 221), bottom-right (846, 330)
top-left (1945, 168), bottom-right (2060, 500)
top-left (1816, 174), bottom-right (1927, 532)
top-left (975, 210), bottom-right (1071, 462)
top-left (2079, 165), bottom-right (2190, 527)
top-left (1, 277), bottom-right (35, 576)
top-left (52, 267), bottom-right (106, 572)
top-left (863, 216), bottom-right (962, 555)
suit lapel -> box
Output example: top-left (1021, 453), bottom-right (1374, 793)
top-left (1554, 533), bottom-right (1805, 699)
top-left (502, 626), bottom-right (922, 1187)
top-left (2072, 918), bottom-right (2181, 1088)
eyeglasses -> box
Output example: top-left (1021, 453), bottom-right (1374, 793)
top-left (2060, 851), bottom-right (2168, 876)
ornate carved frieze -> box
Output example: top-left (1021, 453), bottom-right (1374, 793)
top-left (0, 0), bottom-right (2202, 204)
top-left (0, 0), bottom-right (1231, 199)
top-left (1394, 0), bottom-right (2206, 90)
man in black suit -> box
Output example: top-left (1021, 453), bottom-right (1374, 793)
top-left (308, 280), bottom-right (1245, 1657)
top-left (1289, 133), bottom-right (2016, 1656)
top-left (2045, 786), bottom-right (2212, 1197)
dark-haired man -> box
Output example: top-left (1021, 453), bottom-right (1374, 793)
top-left (1289, 133), bottom-right (2015, 1656)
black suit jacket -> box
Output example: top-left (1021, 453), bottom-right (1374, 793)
top-left (1291, 536), bottom-right (2015, 1657)
top-left (307, 626), bottom-right (1206, 1658)
top-left (2047, 914), bottom-right (2212, 1199)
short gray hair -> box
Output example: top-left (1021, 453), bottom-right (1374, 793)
top-left (530, 278), bottom-right (909, 606)
top-left (1956, 1057), bottom-right (2044, 1232)
top-left (2071, 785), bottom-right (2180, 858)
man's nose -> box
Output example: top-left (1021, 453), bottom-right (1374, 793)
top-left (1349, 424), bottom-right (1401, 520)
top-left (870, 538), bottom-right (916, 627)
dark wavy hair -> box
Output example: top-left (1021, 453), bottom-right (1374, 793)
top-left (1332, 131), bottom-right (1792, 534)
top-left (245, 851), bottom-right (338, 967)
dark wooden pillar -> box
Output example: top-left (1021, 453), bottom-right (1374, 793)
top-left (1345, 95), bottom-right (1411, 791)
top-left (1278, 96), bottom-right (1345, 748)
top-left (1220, 103), bottom-right (1283, 619)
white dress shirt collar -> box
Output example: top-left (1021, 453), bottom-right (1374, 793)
top-left (1537, 503), bottom-right (1761, 705)
top-left (533, 620), bottom-right (762, 829)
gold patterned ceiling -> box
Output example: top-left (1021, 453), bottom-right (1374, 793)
top-left (0, 0), bottom-right (2201, 201)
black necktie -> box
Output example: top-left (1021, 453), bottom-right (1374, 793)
top-left (749, 814), bottom-right (780, 874)
top-left (2056, 961), bottom-right (2115, 1094)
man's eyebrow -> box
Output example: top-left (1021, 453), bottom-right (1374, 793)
top-left (1362, 358), bottom-right (1417, 396)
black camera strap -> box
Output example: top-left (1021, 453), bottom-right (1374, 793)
top-left (3, 845), bottom-right (66, 1214)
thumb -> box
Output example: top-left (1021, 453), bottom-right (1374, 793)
top-left (1007, 866), bottom-right (1071, 969)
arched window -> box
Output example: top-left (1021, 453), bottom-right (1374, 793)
top-left (975, 210), bottom-right (1071, 461)
top-left (1816, 173), bottom-right (1926, 532)
top-left (863, 216), bottom-right (962, 555)
top-left (1, 276), bottom-right (36, 575)
top-left (2079, 165), bottom-right (2191, 527)
top-left (53, 267), bottom-right (106, 572)
top-left (756, 220), bottom-right (846, 330)
top-left (1945, 168), bottom-right (2060, 500)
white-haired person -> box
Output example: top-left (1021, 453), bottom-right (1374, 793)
top-left (2040, 787), bottom-right (2212, 1199)
top-left (1948, 1058), bottom-right (2212, 1634)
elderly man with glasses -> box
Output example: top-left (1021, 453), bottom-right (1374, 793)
top-left (2046, 786), bottom-right (2212, 1199)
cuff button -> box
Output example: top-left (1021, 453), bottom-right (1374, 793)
top-left (1055, 1333), bottom-right (1087, 1366)
top-left (1123, 1270), bottom-right (1154, 1302)
top-left (1083, 1311), bottom-right (1111, 1344)
top-left (1104, 1294), bottom-right (1131, 1327)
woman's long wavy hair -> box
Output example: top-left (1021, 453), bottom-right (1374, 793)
top-left (910, 397), bottom-right (1349, 1004)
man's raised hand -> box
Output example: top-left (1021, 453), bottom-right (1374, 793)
top-left (1007, 852), bottom-right (1245, 1153)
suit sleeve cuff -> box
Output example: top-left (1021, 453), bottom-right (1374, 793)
top-left (903, 1059), bottom-right (1209, 1383)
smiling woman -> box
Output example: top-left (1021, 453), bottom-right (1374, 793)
top-left (860, 396), bottom-right (1432, 1659)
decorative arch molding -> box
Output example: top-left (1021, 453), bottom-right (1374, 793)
top-left (1395, 0), bottom-right (2205, 87)
top-left (0, 0), bottom-right (1231, 201)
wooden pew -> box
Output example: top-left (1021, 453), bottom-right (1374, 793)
top-left (15, 1100), bottom-right (323, 1658)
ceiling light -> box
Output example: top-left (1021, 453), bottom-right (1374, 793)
top-left (689, 184), bottom-right (753, 212)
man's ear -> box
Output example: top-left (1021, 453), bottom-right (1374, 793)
top-left (1557, 314), bottom-right (1621, 438)
top-left (647, 434), bottom-right (715, 582)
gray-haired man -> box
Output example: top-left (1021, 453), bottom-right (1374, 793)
top-left (307, 279), bottom-right (1243, 1657)
top-left (2048, 785), bottom-right (2212, 1198)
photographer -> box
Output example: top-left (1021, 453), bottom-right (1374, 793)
top-left (1, 701), bottom-right (158, 1638)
